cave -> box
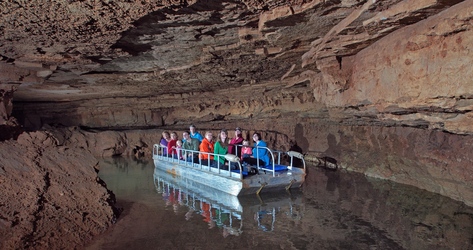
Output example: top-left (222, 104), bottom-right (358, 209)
top-left (1, 0), bottom-right (473, 248)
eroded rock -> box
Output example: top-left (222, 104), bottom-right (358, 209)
top-left (0, 131), bottom-right (118, 249)
top-left (0, 84), bottom-right (22, 141)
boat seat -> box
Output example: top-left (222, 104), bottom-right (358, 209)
top-left (260, 164), bottom-right (288, 172)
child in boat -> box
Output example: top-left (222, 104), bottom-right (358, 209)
top-left (241, 140), bottom-right (252, 160)
top-left (175, 140), bottom-right (183, 160)
top-left (168, 132), bottom-right (178, 157)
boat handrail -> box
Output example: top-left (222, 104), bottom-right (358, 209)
top-left (153, 144), bottom-right (243, 179)
top-left (234, 144), bottom-right (281, 164)
top-left (286, 150), bottom-right (306, 173)
top-left (234, 145), bottom-right (306, 177)
top-left (153, 143), bottom-right (306, 178)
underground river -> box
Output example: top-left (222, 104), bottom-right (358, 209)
top-left (85, 157), bottom-right (473, 250)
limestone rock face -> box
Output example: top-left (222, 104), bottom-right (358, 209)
top-left (0, 130), bottom-right (117, 249)
top-left (0, 84), bottom-right (22, 140)
top-left (0, 0), bottom-right (470, 134)
top-left (334, 2), bottom-right (473, 135)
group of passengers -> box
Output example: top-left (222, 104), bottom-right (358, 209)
top-left (159, 125), bottom-right (270, 172)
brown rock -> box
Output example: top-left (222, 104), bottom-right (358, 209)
top-left (0, 131), bottom-right (117, 249)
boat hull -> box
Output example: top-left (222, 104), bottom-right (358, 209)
top-left (153, 157), bottom-right (306, 196)
top-left (153, 158), bottom-right (243, 196)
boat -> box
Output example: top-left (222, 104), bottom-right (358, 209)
top-left (153, 167), bottom-right (304, 236)
top-left (152, 144), bottom-right (306, 196)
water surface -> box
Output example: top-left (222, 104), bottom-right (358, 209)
top-left (86, 157), bottom-right (473, 250)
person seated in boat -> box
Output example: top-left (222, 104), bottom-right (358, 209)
top-left (182, 131), bottom-right (200, 162)
top-left (240, 140), bottom-right (252, 160)
top-left (228, 127), bottom-right (244, 158)
top-left (199, 131), bottom-right (216, 167)
top-left (175, 140), bottom-right (183, 160)
top-left (214, 129), bottom-right (231, 170)
top-left (167, 132), bottom-right (178, 158)
top-left (189, 124), bottom-right (204, 142)
top-left (242, 132), bottom-right (270, 169)
top-left (160, 131), bottom-right (171, 156)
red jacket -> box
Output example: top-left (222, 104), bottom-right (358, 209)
top-left (229, 136), bottom-right (244, 156)
top-left (168, 139), bottom-right (177, 156)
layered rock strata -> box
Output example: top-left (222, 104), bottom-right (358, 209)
top-left (5, 0), bottom-right (471, 136)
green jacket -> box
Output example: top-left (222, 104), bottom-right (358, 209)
top-left (182, 138), bottom-right (200, 156)
top-left (214, 141), bottom-right (228, 164)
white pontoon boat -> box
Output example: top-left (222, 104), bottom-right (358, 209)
top-left (152, 144), bottom-right (306, 196)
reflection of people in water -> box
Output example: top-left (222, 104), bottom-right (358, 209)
top-left (201, 201), bottom-right (216, 229)
top-left (158, 184), bottom-right (245, 236)
top-left (162, 191), bottom-right (169, 201)
top-left (177, 190), bottom-right (185, 206)
top-left (215, 209), bottom-right (230, 227)
top-left (165, 189), bottom-right (181, 214)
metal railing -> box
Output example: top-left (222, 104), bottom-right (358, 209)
top-left (153, 144), bottom-right (243, 179)
top-left (233, 144), bottom-right (305, 177)
top-left (152, 143), bottom-right (306, 178)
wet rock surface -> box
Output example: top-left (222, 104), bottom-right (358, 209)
top-left (0, 131), bottom-right (117, 249)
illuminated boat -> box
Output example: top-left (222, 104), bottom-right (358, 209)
top-left (152, 144), bottom-right (306, 196)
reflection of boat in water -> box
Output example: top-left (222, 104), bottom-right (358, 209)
top-left (153, 167), bottom-right (304, 237)
top-left (152, 144), bottom-right (306, 196)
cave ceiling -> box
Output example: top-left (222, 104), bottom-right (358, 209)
top-left (1, 0), bottom-right (464, 101)
top-left (1, 0), bottom-right (470, 135)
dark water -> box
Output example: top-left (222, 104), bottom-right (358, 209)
top-left (86, 157), bottom-right (473, 250)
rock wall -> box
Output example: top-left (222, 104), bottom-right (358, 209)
top-left (360, 3), bottom-right (473, 134)
top-left (37, 121), bottom-right (473, 207)
top-left (222, 117), bottom-right (473, 206)
top-left (10, 1), bottom-right (473, 135)
top-left (0, 84), bottom-right (22, 141)
top-left (299, 122), bottom-right (473, 207)
top-left (313, 0), bottom-right (473, 135)
top-left (0, 131), bottom-right (118, 249)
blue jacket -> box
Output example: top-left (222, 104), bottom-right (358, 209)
top-left (190, 132), bottom-right (204, 142)
top-left (253, 140), bottom-right (270, 166)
